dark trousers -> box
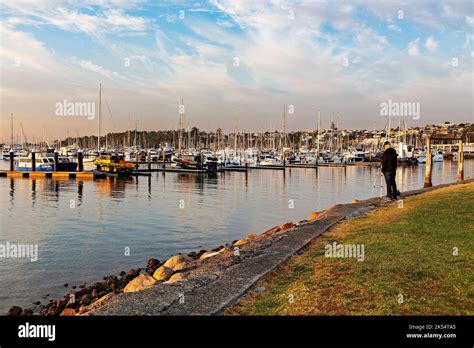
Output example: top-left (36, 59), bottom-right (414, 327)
top-left (383, 171), bottom-right (398, 199)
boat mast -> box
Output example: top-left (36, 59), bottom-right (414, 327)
top-left (10, 113), bottom-right (13, 149)
top-left (98, 82), bottom-right (102, 153)
top-left (317, 111), bottom-right (321, 161)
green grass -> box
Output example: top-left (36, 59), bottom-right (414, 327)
top-left (226, 183), bottom-right (474, 315)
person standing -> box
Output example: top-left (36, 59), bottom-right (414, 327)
top-left (381, 141), bottom-right (399, 200)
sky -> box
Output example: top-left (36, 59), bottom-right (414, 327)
top-left (0, 0), bottom-right (473, 142)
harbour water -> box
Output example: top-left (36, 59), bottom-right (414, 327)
top-left (0, 160), bottom-right (472, 313)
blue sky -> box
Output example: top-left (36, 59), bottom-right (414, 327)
top-left (0, 0), bottom-right (473, 140)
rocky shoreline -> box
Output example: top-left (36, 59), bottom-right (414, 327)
top-left (7, 219), bottom-right (303, 316)
top-left (7, 180), bottom-right (472, 316)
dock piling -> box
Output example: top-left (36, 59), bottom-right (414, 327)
top-left (78, 150), bottom-right (83, 172)
top-left (147, 150), bottom-right (151, 171)
top-left (424, 137), bottom-right (432, 187)
top-left (9, 151), bottom-right (14, 171)
top-left (457, 140), bottom-right (464, 183)
top-left (31, 150), bottom-right (36, 172)
top-left (54, 150), bottom-right (59, 172)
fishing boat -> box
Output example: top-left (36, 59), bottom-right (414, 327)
top-left (94, 154), bottom-right (135, 176)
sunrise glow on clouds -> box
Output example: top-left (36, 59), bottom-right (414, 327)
top-left (0, 0), bottom-right (473, 140)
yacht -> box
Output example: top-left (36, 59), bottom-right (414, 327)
top-left (417, 150), bottom-right (444, 163)
top-left (15, 150), bottom-right (78, 171)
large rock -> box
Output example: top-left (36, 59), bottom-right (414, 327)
top-left (166, 272), bottom-right (187, 284)
top-left (123, 273), bottom-right (157, 293)
top-left (279, 222), bottom-right (295, 230)
top-left (124, 268), bottom-right (141, 281)
top-left (163, 255), bottom-right (192, 271)
top-left (7, 306), bottom-right (22, 316)
top-left (233, 239), bottom-right (247, 246)
top-left (199, 251), bottom-right (220, 260)
top-left (308, 211), bottom-right (319, 221)
top-left (153, 266), bottom-right (174, 281)
top-left (60, 308), bottom-right (76, 316)
top-left (145, 258), bottom-right (160, 275)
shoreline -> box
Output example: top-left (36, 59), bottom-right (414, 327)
top-left (7, 178), bottom-right (473, 316)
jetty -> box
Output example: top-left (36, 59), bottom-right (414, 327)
top-left (0, 170), bottom-right (101, 179)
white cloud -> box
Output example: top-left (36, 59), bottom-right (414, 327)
top-left (388, 24), bottom-right (401, 32)
top-left (425, 36), bottom-right (439, 52)
top-left (408, 38), bottom-right (420, 56)
top-left (79, 60), bottom-right (121, 79)
top-left (467, 16), bottom-right (474, 27)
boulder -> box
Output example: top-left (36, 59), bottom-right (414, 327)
top-left (260, 226), bottom-right (279, 236)
top-left (166, 272), bottom-right (187, 284)
top-left (124, 268), bottom-right (141, 281)
top-left (60, 308), bottom-right (76, 316)
top-left (22, 308), bottom-right (33, 316)
top-left (196, 250), bottom-right (207, 259)
top-left (7, 306), bottom-right (22, 316)
top-left (308, 212), bottom-right (319, 221)
top-left (199, 251), bottom-right (220, 260)
top-left (279, 222), bottom-right (295, 230)
top-left (123, 273), bottom-right (157, 293)
top-left (153, 266), bottom-right (174, 281)
top-left (145, 258), bottom-right (160, 275)
top-left (352, 199), bottom-right (359, 203)
top-left (163, 255), bottom-right (193, 271)
top-left (233, 239), bottom-right (247, 247)
top-left (94, 292), bottom-right (113, 305)
top-left (247, 233), bottom-right (258, 240)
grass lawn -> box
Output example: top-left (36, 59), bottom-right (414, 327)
top-left (225, 183), bottom-right (474, 315)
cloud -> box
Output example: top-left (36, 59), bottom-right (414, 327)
top-left (1, 0), bottom-right (473, 139)
top-left (425, 36), bottom-right (439, 52)
top-left (408, 38), bottom-right (420, 56)
top-left (388, 23), bottom-right (401, 32)
top-left (79, 60), bottom-right (122, 79)
top-left (467, 16), bottom-right (474, 27)
top-left (0, 2), bottom-right (152, 35)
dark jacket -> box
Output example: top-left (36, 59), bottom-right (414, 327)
top-left (381, 147), bottom-right (398, 173)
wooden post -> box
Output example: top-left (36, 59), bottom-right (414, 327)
top-left (457, 140), bottom-right (464, 183)
top-left (9, 151), bottom-right (14, 171)
top-left (31, 150), bottom-right (36, 172)
top-left (424, 137), bottom-right (432, 187)
top-left (147, 150), bottom-right (151, 171)
top-left (78, 150), bottom-right (83, 172)
top-left (162, 147), bottom-right (166, 169)
top-left (54, 150), bottom-right (59, 172)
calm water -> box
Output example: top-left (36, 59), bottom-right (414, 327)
top-left (0, 160), bottom-right (472, 312)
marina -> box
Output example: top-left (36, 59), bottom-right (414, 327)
top-left (0, 157), bottom-right (472, 313)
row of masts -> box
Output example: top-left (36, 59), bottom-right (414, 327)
top-left (4, 82), bottom-right (426, 153)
